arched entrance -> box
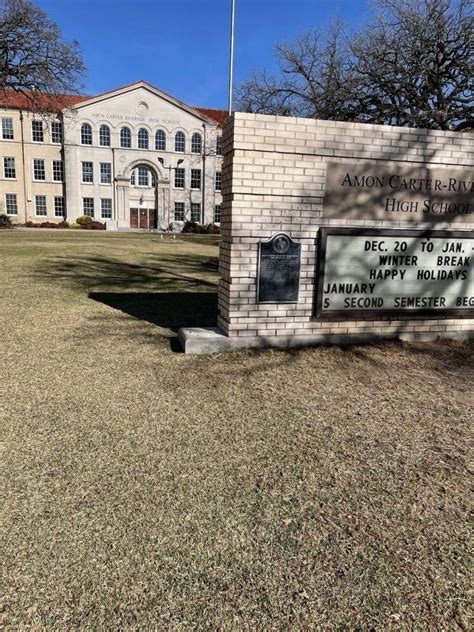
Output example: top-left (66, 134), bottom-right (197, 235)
top-left (128, 162), bottom-right (158, 229)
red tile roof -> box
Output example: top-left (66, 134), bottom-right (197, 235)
top-left (0, 89), bottom-right (87, 112)
top-left (193, 107), bottom-right (229, 126)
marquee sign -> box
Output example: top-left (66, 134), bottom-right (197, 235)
top-left (315, 228), bottom-right (474, 318)
top-left (323, 162), bottom-right (473, 223)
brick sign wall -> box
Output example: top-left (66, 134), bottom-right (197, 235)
top-left (217, 114), bottom-right (473, 346)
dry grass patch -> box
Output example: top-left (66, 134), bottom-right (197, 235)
top-left (1, 231), bottom-right (472, 630)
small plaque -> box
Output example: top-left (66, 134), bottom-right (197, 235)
top-left (257, 233), bottom-right (301, 303)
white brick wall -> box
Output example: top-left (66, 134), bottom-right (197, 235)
top-left (218, 113), bottom-right (474, 340)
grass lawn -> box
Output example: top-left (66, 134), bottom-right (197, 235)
top-left (1, 230), bottom-right (472, 630)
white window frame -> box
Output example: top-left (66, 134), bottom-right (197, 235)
top-left (190, 202), bottom-right (201, 223)
top-left (216, 135), bottom-right (223, 156)
top-left (214, 204), bottom-right (221, 224)
top-left (81, 123), bottom-right (93, 145)
top-left (31, 120), bottom-right (44, 142)
top-left (5, 193), bottom-right (18, 215)
top-left (174, 167), bottom-right (185, 189)
top-left (190, 169), bottom-right (201, 190)
top-left (82, 197), bottom-right (94, 217)
top-left (100, 162), bottom-right (112, 185)
top-left (35, 195), bottom-right (47, 217)
top-left (215, 171), bottom-right (222, 191)
top-left (174, 202), bottom-right (185, 222)
top-left (100, 198), bottom-right (112, 219)
top-left (155, 129), bottom-right (166, 151)
top-left (81, 161), bottom-right (94, 184)
top-left (99, 125), bottom-right (111, 147)
top-left (52, 160), bottom-right (64, 182)
top-left (54, 196), bottom-right (65, 217)
top-left (137, 128), bottom-right (149, 150)
top-left (191, 133), bottom-right (202, 154)
top-left (120, 126), bottom-right (131, 148)
top-left (33, 159), bottom-right (46, 181)
top-left (137, 166), bottom-right (150, 187)
top-left (51, 121), bottom-right (63, 144)
top-left (1, 117), bottom-right (14, 140)
top-left (175, 131), bottom-right (185, 153)
top-left (3, 157), bottom-right (16, 179)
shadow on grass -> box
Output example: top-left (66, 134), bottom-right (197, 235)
top-left (37, 253), bottom-right (218, 292)
top-left (89, 291), bottom-right (218, 334)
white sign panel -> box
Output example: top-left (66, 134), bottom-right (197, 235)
top-left (316, 229), bottom-right (474, 317)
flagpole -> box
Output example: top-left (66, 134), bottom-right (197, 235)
top-left (228, 0), bottom-right (235, 115)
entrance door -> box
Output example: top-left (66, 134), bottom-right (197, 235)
top-left (139, 209), bottom-right (148, 228)
top-left (130, 208), bottom-right (156, 229)
top-left (130, 208), bottom-right (139, 228)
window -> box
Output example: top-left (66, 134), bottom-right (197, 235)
top-left (100, 162), bottom-right (112, 184)
top-left (2, 117), bottom-right (13, 140)
top-left (5, 193), bottom-right (17, 215)
top-left (33, 159), bottom-right (45, 181)
top-left (216, 135), bottom-right (223, 156)
top-left (175, 131), bottom-right (185, 152)
top-left (174, 167), bottom-right (185, 189)
top-left (51, 122), bottom-right (63, 143)
top-left (32, 120), bottom-right (44, 142)
top-left (215, 171), bottom-right (222, 191)
top-left (99, 124), bottom-right (111, 147)
top-left (138, 128), bottom-right (149, 149)
top-left (81, 123), bottom-right (92, 145)
top-left (190, 203), bottom-right (201, 223)
top-left (52, 160), bottom-right (64, 182)
top-left (138, 166), bottom-right (149, 186)
top-left (81, 161), bottom-right (93, 183)
top-left (130, 170), bottom-right (135, 185)
top-left (191, 133), bottom-right (202, 154)
top-left (101, 198), bottom-right (112, 219)
top-left (155, 129), bottom-right (166, 151)
top-left (54, 196), bottom-right (65, 217)
top-left (82, 197), bottom-right (94, 217)
top-left (214, 204), bottom-right (221, 223)
top-left (4, 157), bottom-right (16, 179)
top-left (174, 202), bottom-right (185, 221)
top-left (35, 195), bottom-right (47, 216)
top-left (120, 126), bottom-right (131, 148)
top-left (191, 169), bottom-right (201, 190)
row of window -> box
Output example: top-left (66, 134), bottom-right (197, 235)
top-left (80, 123), bottom-right (222, 154)
top-left (0, 117), bottom-right (224, 155)
top-left (2, 157), bottom-right (65, 182)
top-left (4, 193), bottom-right (65, 217)
top-left (4, 192), bottom-right (222, 223)
top-left (82, 197), bottom-right (112, 218)
top-left (174, 202), bottom-right (221, 224)
top-left (81, 161), bottom-right (112, 184)
top-left (3, 157), bottom-right (63, 182)
top-left (1, 117), bottom-right (63, 143)
top-left (2, 157), bottom-right (222, 191)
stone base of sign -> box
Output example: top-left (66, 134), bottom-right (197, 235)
top-left (178, 326), bottom-right (470, 354)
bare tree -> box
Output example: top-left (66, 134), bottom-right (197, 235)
top-left (237, 21), bottom-right (355, 120)
top-left (0, 0), bottom-right (85, 110)
top-left (350, 0), bottom-right (473, 129)
top-left (236, 0), bottom-right (473, 130)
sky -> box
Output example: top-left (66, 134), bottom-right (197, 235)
top-left (35, 0), bottom-right (372, 109)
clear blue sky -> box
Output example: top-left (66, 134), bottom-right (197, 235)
top-left (35, 0), bottom-right (371, 109)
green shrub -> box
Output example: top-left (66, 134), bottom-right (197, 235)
top-left (76, 215), bottom-right (93, 226)
top-left (0, 214), bottom-right (13, 229)
top-left (70, 222), bottom-right (80, 229)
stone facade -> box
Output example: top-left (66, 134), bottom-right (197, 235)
top-left (216, 113), bottom-right (473, 347)
top-left (0, 82), bottom-right (225, 228)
